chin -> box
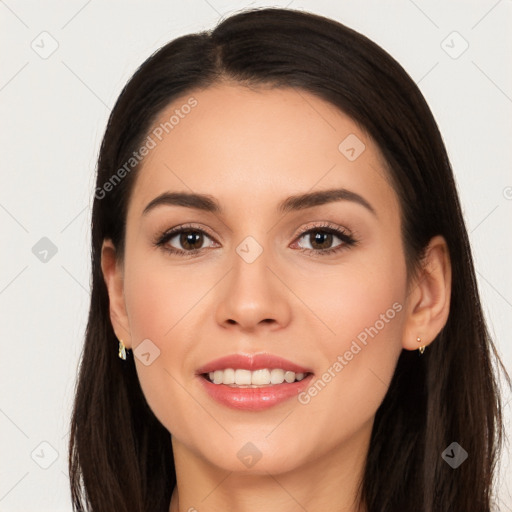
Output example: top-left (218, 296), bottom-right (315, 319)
top-left (196, 436), bottom-right (311, 475)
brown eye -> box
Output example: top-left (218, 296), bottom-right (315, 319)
top-left (305, 231), bottom-right (336, 250)
top-left (297, 229), bottom-right (343, 251)
top-left (155, 225), bottom-right (219, 256)
top-left (178, 231), bottom-right (205, 251)
top-left (292, 223), bottom-right (357, 257)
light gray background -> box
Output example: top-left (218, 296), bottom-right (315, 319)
top-left (1, 1), bottom-right (511, 510)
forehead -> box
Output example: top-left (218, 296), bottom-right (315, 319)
top-left (127, 84), bottom-right (398, 221)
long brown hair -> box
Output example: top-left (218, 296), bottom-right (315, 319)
top-left (68, 7), bottom-right (510, 511)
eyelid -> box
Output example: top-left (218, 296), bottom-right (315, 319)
top-left (292, 221), bottom-right (352, 239)
top-left (156, 222), bottom-right (218, 242)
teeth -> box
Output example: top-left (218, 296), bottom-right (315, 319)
top-left (270, 368), bottom-right (285, 384)
top-left (222, 368), bottom-right (235, 385)
top-left (284, 370), bottom-right (295, 383)
top-left (251, 369), bottom-right (270, 385)
top-left (206, 368), bottom-right (308, 386)
top-left (235, 369), bottom-right (252, 385)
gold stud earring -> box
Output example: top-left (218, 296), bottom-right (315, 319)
top-left (417, 337), bottom-right (425, 354)
top-left (118, 339), bottom-right (127, 360)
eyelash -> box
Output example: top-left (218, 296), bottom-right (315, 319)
top-left (153, 222), bottom-right (357, 258)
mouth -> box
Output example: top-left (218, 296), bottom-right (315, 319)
top-left (201, 368), bottom-right (311, 387)
top-left (196, 353), bottom-right (314, 410)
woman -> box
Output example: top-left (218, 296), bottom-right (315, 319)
top-left (68, 7), bottom-right (510, 511)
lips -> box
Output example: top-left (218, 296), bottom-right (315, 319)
top-left (196, 353), bottom-right (314, 411)
top-left (196, 353), bottom-right (312, 375)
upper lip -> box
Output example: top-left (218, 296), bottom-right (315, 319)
top-left (196, 353), bottom-right (313, 375)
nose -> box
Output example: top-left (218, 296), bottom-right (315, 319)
top-left (214, 242), bottom-right (292, 333)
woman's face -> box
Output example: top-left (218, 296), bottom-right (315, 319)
top-left (110, 84), bottom-right (411, 474)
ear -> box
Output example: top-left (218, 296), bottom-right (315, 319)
top-left (101, 239), bottom-right (132, 349)
top-left (402, 235), bottom-right (452, 351)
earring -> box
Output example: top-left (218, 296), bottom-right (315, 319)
top-left (417, 337), bottom-right (425, 354)
top-left (118, 338), bottom-right (127, 360)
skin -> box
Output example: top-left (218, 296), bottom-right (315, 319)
top-left (101, 83), bottom-right (451, 512)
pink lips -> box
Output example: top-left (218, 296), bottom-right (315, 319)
top-left (196, 353), bottom-right (312, 374)
top-left (196, 353), bottom-right (314, 411)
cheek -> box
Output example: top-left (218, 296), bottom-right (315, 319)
top-left (295, 253), bottom-right (406, 416)
top-left (121, 255), bottom-right (179, 401)
top-left (123, 252), bottom-right (204, 345)
top-left (297, 248), bottom-right (406, 349)
top-left (122, 252), bottom-right (218, 436)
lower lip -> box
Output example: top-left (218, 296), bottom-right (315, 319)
top-left (198, 374), bottom-right (314, 411)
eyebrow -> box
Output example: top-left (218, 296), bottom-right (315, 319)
top-left (142, 188), bottom-right (376, 217)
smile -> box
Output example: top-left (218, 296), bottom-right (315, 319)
top-left (196, 353), bottom-right (314, 411)
top-left (205, 368), bottom-right (308, 386)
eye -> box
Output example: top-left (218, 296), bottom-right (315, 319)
top-left (291, 222), bottom-right (357, 256)
top-left (154, 224), bottom-right (219, 256)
